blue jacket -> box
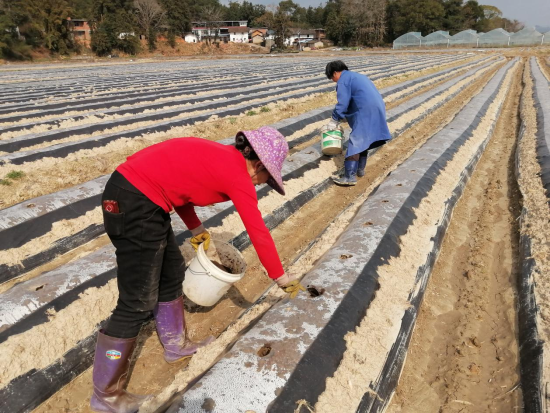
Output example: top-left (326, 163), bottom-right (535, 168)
top-left (332, 70), bottom-right (391, 157)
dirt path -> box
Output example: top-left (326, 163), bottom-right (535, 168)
top-left (388, 61), bottom-right (524, 413)
top-left (32, 59), bottom-right (503, 413)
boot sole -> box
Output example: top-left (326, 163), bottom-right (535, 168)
top-left (166, 354), bottom-right (193, 364)
top-left (332, 181), bottom-right (357, 186)
top-left (90, 393), bottom-right (113, 412)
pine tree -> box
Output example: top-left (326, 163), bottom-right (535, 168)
top-left (0, 0), bottom-right (32, 59)
top-left (24, 0), bottom-right (75, 54)
top-left (442, 0), bottom-right (464, 33)
top-left (159, 0), bottom-right (188, 47)
top-left (70, 0), bottom-right (93, 18)
top-left (325, 10), bottom-right (355, 45)
top-left (392, 0), bottom-right (445, 36)
top-left (90, 0), bottom-right (138, 56)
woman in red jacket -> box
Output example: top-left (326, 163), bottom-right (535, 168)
top-left (91, 126), bottom-right (304, 413)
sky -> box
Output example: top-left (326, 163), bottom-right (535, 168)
top-left (482, 0), bottom-right (550, 29)
top-left (223, 0), bottom-right (549, 29)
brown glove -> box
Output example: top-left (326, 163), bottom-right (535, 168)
top-left (275, 273), bottom-right (306, 299)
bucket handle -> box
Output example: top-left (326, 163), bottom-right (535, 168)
top-left (187, 266), bottom-right (212, 277)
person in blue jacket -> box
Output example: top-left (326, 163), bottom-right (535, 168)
top-left (326, 60), bottom-right (392, 186)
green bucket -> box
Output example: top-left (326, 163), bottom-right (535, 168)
top-left (321, 129), bottom-right (343, 155)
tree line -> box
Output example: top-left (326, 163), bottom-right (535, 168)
top-left (0, 0), bottom-right (524, 60)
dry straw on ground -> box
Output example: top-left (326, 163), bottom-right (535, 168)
top-left (314, 62), bottom-right (517, 413)
top-left (517, 59), bottom-right (550, 382)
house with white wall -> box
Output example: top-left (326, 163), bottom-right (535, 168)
top-left (190, 21), bottom-right (248, 42)
top-left (184, 33), bottom-right (198, 43)
top-left (228, 26), bottom-right (249, 43)
top-left (284, 29), bottom-right (317, 46)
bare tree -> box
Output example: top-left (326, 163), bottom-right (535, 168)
top-left (255, 5), bottom-right (290, 49)
top-left (342, 0), bottom-right (386, 46)
top-left (134, 0), bottom-right (166, 49)
top-left (201, 6), bottom-right (224, 45)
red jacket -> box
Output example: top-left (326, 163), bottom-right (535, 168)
top-left (117, 137), bottom-right (284, 279)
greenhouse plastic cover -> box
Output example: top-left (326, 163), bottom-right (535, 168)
top-left (478, 28), bottom-right (511, 46)
top-left (392, 28), bottom-right (521, 48)
top-left (510, 27), bottom-right (544, 45)
top-left (393, 32), bottom-right (422, 49)
top-left (393, 27), bottom-right (549, 48)
top-left (450, 30), bottom-right (479, 46)
top-left (423, 30), bottom-right (451, 47)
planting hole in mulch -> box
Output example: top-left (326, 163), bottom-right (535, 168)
top-left (201, 397), bottom-right (216, 412)
top-left (35, 285), bottom-right (45, 291)
top-left (340, 254), bottom-right (353, 259)
top-left (307, 285), bottom-right (325, 297)
top-left (257, 344), bottom-right (272, 357)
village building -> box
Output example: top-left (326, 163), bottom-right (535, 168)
top-left (249, 28), bottom-right (268, 44)
top-left (67, 18), bottom-right (92, 46)
top-left (284, 28), bottom-right (325, 47)
top-left (185, 22), bottom-right (325, 47)
top-left (248, 28), bottom-right (275, 48)
top-left (190, 20), bottom-right (248, 43)
top-left (228, 26), bottom-right (249, 43)
top-left (184, 33), bottom-right (198, 43)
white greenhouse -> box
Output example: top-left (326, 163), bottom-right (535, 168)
top-left (510, 27), bottom-right (544, 46)
top-left (423, 31), bottom-right (451, 47)
top-left (450, 30), bottom-right (479, 47)
top-left (392, 32), bottom-right (423, 49)
top-left (478, 28), bottom-right (511, 46)
top-left (392, 27), bottom-right (548, 49)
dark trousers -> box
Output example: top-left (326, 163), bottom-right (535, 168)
top-left (346, 139), bottom-right (388, 161)
top-left (102, 171), bottom-right (185, 338)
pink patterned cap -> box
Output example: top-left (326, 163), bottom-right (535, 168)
top-left (237, 126), bottom-right (289, 195)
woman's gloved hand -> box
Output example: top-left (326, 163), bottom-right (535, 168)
top-left (275, 273), bottom-right (306, 299)
top-left (326, 119), bottom-right (340, 130)
top-left (190, 224), bottom-right (211, 251)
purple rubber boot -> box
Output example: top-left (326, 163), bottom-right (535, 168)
top-left (154, 296), bottom-right (215, 363)
top-left (90, 330), bottom-right (150, 413)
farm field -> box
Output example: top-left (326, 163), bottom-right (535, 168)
top-left (0, 51), bottom-right (549, 413)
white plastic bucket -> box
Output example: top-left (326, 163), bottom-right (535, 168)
top-left (321, 127), bottom-right (344, 155)
top-left (183, 240), bottom-right (247, 307)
